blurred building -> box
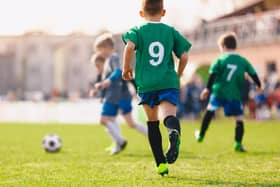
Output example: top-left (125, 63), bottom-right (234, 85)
top-left (188, 0), bottom-right (280, 79)
top-left (1, 0), bottom-right (279, 100)
top-left (0, 45), bottom-right (16, 97)
top-left (0, 32), bottom-right (95, 100)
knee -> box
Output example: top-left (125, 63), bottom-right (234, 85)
top-left (127, 123), bottom-right (135, 128)
top-left (99, 118), bottom-right (107, 126)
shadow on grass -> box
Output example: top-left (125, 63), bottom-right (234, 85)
top-left (124, 153), bottom-right (151, 158)
top-left (164, 176), bottom-right (280, 187)
top-left (246, 151), bottom-right (280, 156)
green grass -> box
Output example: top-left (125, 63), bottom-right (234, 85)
top-left (0, 119), bottom-right (279, 187)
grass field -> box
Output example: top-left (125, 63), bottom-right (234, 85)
top-left (0, 119), bottom-right (279, 187)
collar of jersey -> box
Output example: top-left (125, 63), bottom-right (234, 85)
top-left (145, 21), bottom-right (162, 24)
top-left (224, 51), bottom-right (238, 55)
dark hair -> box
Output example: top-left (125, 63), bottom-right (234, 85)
top-left (218, 32), bottom-right (237, 50)
top-left (142, 0), bottom-right (163, 16)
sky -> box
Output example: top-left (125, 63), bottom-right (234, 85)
top-left (0, 0), bottom-right (231, 35)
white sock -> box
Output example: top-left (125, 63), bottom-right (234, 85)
top-left (105, 121), bottom-right (125, 145)
top-left (134, 122), bottom-right (148, 136)
top-left (113, 121), bottom-right (121, 135)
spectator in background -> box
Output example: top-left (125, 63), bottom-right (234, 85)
top-left (264, 61), bottom-right (278, 96)
top-left (242, 74), bottom-right (256, 118)
top-left (270, 81), bottom-right (280, 119)
top-left (183, 74), bottom-right (204, 120)
top-left (254, 90), bottom-right (271, 120)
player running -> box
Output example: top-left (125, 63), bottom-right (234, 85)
top-left (196, 32), bottom-right (262, 152)
top-left (122, 0), bottom-right (191, 175)
top-left (90, 33), bottom-right (147, 155)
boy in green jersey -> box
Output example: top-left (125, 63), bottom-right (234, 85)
top-left (196, 32), bottom-right (262, 152)
top-left (122, 0), bottom-right (191, 175)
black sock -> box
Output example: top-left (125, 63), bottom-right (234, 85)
top-left (235, 120), bottom-right (244, 143)
top-left (200, 110), bottom-right (215, 137)
top-left (147, 121), bottom-right (166, 166)
top-left (163, 115), bottom-right (181, 134)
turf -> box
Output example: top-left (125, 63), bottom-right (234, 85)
top-left (0, 119), bottom-right (279, 187)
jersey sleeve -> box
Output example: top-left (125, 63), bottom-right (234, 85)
top-left (209, 58), bottom-right (220, 74)
top-left (122, 27), bottom-right (138, 48)
top-left (109, 55), bottom-right (121, 70)
top-left (173, 29), bottom-right (192, 58)
top-left (244, 58), bottom-right (256, 75)
top-left (107, 55), bottom-right (122, 81)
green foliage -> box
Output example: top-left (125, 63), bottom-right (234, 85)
top-left (196, 65), bottom-right (210, 84)
top-left (0, 120), bottom-right (279, 187)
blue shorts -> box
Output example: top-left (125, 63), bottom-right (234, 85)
top-left (101, 99), bottom-right (132, 116)
top-left (208, 95), bottom-right (243, 116)
top-left (138, 88), bottom-right (179, 108)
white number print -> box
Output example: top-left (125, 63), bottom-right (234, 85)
top-left (226, 64), bottom-right (237, 81)
top-left (148, 41), bottom-right (164, 66)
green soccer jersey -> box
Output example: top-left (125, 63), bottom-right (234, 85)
top-left (122, 22), bottom-right (191, 93)
top-left (209, 53), bottom-right (256, 100)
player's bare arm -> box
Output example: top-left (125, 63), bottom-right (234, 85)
top-left (94, 79), bottom-right (111, 89)
top-left (122, 41), bottom-right (135, 80)
top-left (177, 52), bottom-right (188, 78)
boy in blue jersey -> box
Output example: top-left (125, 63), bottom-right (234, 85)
top-left (91, 33), bottom-right (147, 155)
top-left (196, 32), bottom-right (262, 152)
top-left (122, 0), bottom-right (191, 175)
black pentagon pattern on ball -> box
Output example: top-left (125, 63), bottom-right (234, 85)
top-left (42, 133), bottom-right (62, 153)
top-left (49, 140), bottom-right (55, 147)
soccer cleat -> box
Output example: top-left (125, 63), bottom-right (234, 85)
top-left (110, 140), bottom-right (127, 155)
top-left (157, 163), bottom-right (169, 176)
top-left (105, 143), bottom-right (115, 152)
top-left (166, 129), bottom-right (181, 164)
top-left (195, 130), bottom-right (204, 143)
top-left (234, 142), bottom-right (247, 152)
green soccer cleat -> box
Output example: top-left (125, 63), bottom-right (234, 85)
top-left (195, 130), bottom-right (204, 143)
top-left (110, 140), bottom-right (127, 155)
top-left (166, 129), bottom-right (181, 164)
top-left (234, 142), bottom-right (247, 153)
top-left (157, 163), bottom-right (169, 176)
top-left (105, 143), bottom-right (115, 152)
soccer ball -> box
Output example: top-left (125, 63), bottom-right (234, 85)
top-left (42, 134), bottom-right (62, 153)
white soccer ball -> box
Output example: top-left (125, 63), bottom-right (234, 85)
top-left (42, 134), bottom-right (62, 153)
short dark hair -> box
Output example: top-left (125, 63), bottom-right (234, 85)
top-left (142, 0), bottom-right (163, 16)
top-left (218, 32), bottom-right (237, 50)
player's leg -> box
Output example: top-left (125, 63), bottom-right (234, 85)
top-left (195, 95), bottom-right (219, 142)
top-left (142, 104), bottom-right (168, 175)
top-left (224, 100), bottom-right (246, 152)
top-left (160, 101), bottom-right (181, 164)
top-left (122, 113), bottom-right (148, 135)
top-left (196, 110), bottom-right (215, 142)
top-left (101, 103), bottom-right (127, 155)
top-left (158, 88), bottom-right (181, 164)
top-left (234, 115), bottom-right (246, 152)
top-left (120, 99), bottom-right (147, 136)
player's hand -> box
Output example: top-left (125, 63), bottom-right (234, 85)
top-left (102, 79), bottom-right (111, 88)
top-left (89, 89), bottom-right (97, 97)
top-left (94, 82), bottom-right (102, 90)
top-left (200, 88), bottom-right (210, 101)
top-left (122, 69), bottom-right (133, 80)
top-left (256, 86), bottom-right (263, 94)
